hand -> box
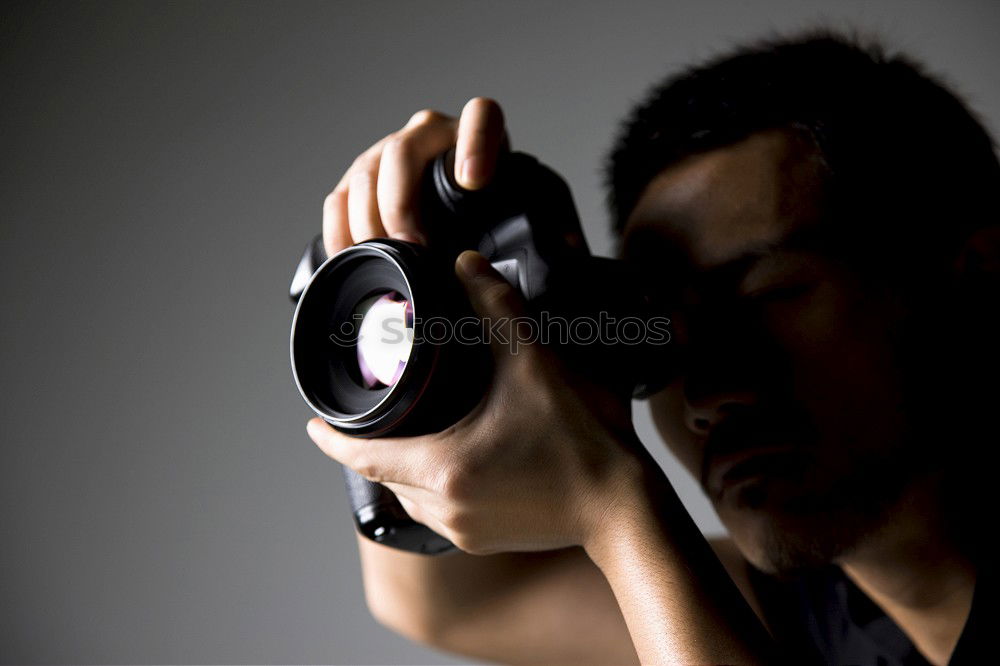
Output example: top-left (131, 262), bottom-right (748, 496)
top-left (306, 250), bottom-right (654, 555)
top-left (322, 97), bottom-right (508, 257)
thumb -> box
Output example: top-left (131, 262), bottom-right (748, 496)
top-left (455, 250), bottom-right (527, 319)
top-left (455, 251), bottom-right (536, 357)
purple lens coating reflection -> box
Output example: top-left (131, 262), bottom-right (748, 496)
top-left (355, 291), bottom-right (414, 389)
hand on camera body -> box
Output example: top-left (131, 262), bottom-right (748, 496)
top-left (306, 98), bottom-right (655, 554)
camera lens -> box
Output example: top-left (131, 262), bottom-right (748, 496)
top-left (354, 290), bottom-right (413, 389)
top-left (291, 239), bottom-right (490, 437)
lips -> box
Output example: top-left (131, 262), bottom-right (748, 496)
top-left (706, 447), bottom-right (800, 500)
top-left (699, 409), bottom-right (816, 501)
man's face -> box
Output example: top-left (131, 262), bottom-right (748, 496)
top-left (623, 129), bottom-right (922, 574)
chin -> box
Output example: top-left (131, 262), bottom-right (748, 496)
top-left (711, 455), bottom-right (914, 577)
top-left (716, 487), bottom-right (868, 578)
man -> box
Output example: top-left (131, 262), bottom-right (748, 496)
top-left (306, 31), bottom-right (997, 665)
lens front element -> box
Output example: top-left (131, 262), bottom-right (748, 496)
top-left (355, 291), bottom-right (414, 389)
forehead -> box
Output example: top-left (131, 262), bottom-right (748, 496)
top-left (622, 129), bottom-right (827, 270)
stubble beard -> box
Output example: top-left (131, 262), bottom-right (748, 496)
top-left (720, 444), bottom-right (923, 579)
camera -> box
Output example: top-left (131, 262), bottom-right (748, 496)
top-left (289, 150), bottom-right (673, 554)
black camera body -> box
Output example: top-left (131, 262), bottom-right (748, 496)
top-left (289, 151), bottom-right (671, 554)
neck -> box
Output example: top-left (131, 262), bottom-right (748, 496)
top-left (837, 475), bottom-right (976, 666)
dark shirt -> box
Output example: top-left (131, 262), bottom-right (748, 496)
top-left (746, 562), bottom-right (990, 665)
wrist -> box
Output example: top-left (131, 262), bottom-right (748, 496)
top-left (579, 444), bottom-right (680, 568)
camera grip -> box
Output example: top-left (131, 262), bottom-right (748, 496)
top-left (341, 464), bottom-right (455, 555)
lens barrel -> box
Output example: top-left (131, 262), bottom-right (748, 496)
top-left (291, 238), bottom-right (491, 438)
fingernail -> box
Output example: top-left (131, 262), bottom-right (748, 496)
top-left (460, 156), bottom-right (484, 189)
top-left (456, 250), bottom-right (489, 278)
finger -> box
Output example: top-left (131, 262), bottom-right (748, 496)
top-left (306, 418), bottom-right (436, 489)
top-left (455, 97), bottom-right (507, 190)
top-left (321, 185), bottom-right (353, 257)
top-left (455, 250), bottom-right (527, 318)
top-left (347, 150), bottom-right (387, 243)
top-left (377, 113), bottom-right (457, 244)
top-left (323, 137), bottom-right (392, 255)
top-left (455, 251), bottom-right (539, 359)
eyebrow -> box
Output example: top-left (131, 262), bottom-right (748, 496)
top-left (707, 224), bottom-right (829, 281)
top-left (625, 222), bottom-right (830, 292)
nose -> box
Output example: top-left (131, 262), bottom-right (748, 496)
top-left (673, 295), bottom-right (772, 436)
top-left (683, 384), bottom-right (759, 436)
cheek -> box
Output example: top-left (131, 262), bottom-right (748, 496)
top-left (769, 280), bottom-right (906, 452)
top-left (648, 387), bottom-right (702, 478)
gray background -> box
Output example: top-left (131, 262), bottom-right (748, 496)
top-left (2, 1), bottom-right (998, 663)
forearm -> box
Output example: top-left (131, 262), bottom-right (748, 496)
top-left (358, 534), bottom-right (637, 664)
top-left (357, 532), bottom-right (547, 638)
top-left (584, 468), bottom-right (781, 665)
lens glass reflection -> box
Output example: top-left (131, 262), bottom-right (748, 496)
top-left (355, 291), bottom-right (414, 389)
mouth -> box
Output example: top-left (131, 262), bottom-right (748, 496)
top-left (699, 411), bottom-right (817, 503)
top-left (705, 446), bottom-right (802, 501)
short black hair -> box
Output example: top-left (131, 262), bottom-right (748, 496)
top-left (605, 29), bottom-right (1000, 275)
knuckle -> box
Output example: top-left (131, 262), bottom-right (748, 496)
top-left (354, 461), bottom-right (383, 484)
top-left (351, 144), bottom-right (381, 173)
top-left (323, 188), bottom-right (346, 212)
top-left (437, 504), bottom-right (464, 530)
top-left (438, 467), bottom-right (474, 502)
top-left (349, 152), bottom-right (367, 172)
top-left (349, 167), bottom-right (375, 192)
top-left (438, 507), bottom-right (473, 536)
top-left (382, 132), bottom-right (418, 168)
top-left (347, 160), bottom-right (365, 181)
top-left (407, 108), bottom-right (446, 127)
